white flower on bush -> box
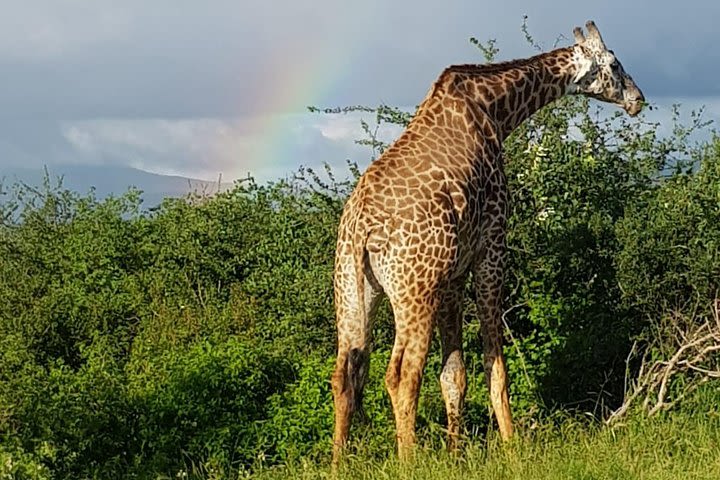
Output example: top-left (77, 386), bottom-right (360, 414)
top-left (537, 207), bottom-right (555, 222)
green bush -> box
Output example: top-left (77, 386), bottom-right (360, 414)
top-left (128, 337), bottom-right (293, 473)
top-left (1, 36), bottom-right (719, 479)
top-left (617, 138), bottom-right (720, 317)
top-left (0, 443), bottom-right (51, 480)
top-left (0, 184), bottom-right (145, 368)
top-left (0, 334), bottom-right (132, 478)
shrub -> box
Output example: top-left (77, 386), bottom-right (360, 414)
top-left (128, 337), bottom-right (293, 473)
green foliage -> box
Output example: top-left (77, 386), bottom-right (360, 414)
top-left (2, 31), bottom-right (720, 480)
top-left (0, 176), bottom-right (347, 477)
top-left (0, 444), bottom-right (51, 480)
top-left (617, 138), bottom-right (720, 316)
top-left (129, 337), bottom-right (293, 473)
top-left (1, 333), bottom-right (133, 478)
top-left (261, 356), bottom-right (336, 463)
top-left (498, 100), bottom-right (652, 412)
top-left (0, 181), bottom-right (145, 368)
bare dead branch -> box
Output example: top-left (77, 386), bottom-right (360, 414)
top-left (607, 300), bottom-right (720, 424)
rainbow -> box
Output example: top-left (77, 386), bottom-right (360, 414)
top-left (229, 15), bottom-right (371, 181)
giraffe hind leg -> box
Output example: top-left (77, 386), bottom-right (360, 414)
top-left (384, 300), bottom-right (437, 461)
top-left (331, 269), bottom-right (380, 466)
top-left (331, 347), bottom-right (369, 463)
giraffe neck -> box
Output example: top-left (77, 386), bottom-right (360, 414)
top-left (430, 47), bottom-right (578, 141)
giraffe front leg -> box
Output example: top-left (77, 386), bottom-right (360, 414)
top-left (475, 266), bottom-right (513, 439)
top-left (474, 236), bottom-right (514, 441)
top-left (438, 283), bottom-right (467, 452)
top-left (483, 330), bottom-right (513, 441)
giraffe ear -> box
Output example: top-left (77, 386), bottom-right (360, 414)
top-left (585, 20), bottom-right (607, 49)
top-left (573, 27), bottom-right (586, 44)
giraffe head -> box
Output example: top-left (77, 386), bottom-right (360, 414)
top-left (569, 21), bottom-right (645, 116)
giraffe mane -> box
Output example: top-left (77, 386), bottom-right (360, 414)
top-left (443, 48), bottom-right (572, 76)
top-left (414, 48), bottom-right (573, 110)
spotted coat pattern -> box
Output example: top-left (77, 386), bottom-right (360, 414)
top-left (331, 21), bottom-right (645, 463)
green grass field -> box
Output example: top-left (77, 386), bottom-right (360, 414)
top-left (250, 413), bottom-right (720, 480)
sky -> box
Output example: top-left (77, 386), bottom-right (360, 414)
top-left (1, 0), bottom-right (719, 183)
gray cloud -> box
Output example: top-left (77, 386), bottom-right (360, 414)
top-left (1, 0), bottom-right (718, 181)
top-left (3, 1), bottom-right (717, 118)
top-left (42, 112), bottom-right (399, 182)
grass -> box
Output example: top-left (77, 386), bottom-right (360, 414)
top-left (250, 412), bottom-right (720, 480)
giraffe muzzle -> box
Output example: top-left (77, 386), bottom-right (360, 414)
top-left (623, 85), bottom-right (645, 117)
top-left (624, 100), bottom-right (644, 117)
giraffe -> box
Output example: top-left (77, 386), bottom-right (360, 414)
top-left (331, 21), bottom-right (644, 462)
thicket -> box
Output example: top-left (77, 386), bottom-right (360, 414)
top-left (2, 44), bottom-right (720, 480)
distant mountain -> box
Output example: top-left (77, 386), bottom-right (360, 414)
top-left (1, 165), bottom-right (231, 208)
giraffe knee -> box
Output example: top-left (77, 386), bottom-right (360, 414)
top-left (440, 351), bottom-right (466, 410)
top-left (484, 353), bottom-right (507, 386)
top-left (348, 348), bottom-right (369, 418)
top-left (385, 352), bottom-right (403, 397)
top-left (331, 355), bottom-right (348, 398)
top-left (347, 348), bottom-right (368, 390)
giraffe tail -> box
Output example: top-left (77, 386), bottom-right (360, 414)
top-left (347, 200), bottom-right (371, 421)
top-left (352, 228), bottom-right (368, 329)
